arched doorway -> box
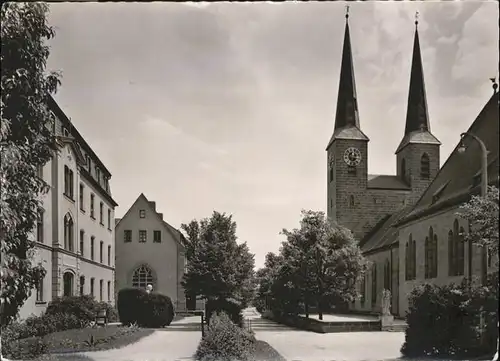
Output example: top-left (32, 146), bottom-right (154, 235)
top-left (131, 264), bottom-right (155, 290)
top-left (63, 272), bottom-right (74, 297)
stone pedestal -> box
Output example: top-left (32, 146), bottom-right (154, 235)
top-left (379, 314), bottom-right (394, 331)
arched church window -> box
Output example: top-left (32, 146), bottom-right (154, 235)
top-left (132, 265), bottom-right (155, 290)
top-left (371, 263), bottom-right (377, 306)
top-left (425, 227), bottom-right (438, 279)
top-left (349, 195), bottom-right (355, 207)
top-left (63, 271), bottom-right (74, 297)
top-left (448, 229), bottom-right (454, 276)
top-left (401, 158), bottom-right (407, 181)
top-left (457, 226), bottom-right (465, 276)
top-left (421, 153), bottom-right (430, 179)
top-left (64, 213), bottom-right (74, 252)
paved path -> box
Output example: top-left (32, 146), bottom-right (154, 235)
top-left (244, 308), bottom-right (406, 361)
top-left (78, 330), bottom-right (200, 361)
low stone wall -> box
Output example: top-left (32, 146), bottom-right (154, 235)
top-left (266, 313), bottom-right (381, 333)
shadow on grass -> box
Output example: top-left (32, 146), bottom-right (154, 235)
top-left (250, 340), bottom-right (287, 361)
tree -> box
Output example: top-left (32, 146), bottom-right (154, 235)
top-left (181, 211), bottom-right (255, 306)
top-left (1, 3), bottom-right (61, 328)
top-left (281, 210), bottom-right (367, 320)
top-left (459, 186), bottom-right (499, 258)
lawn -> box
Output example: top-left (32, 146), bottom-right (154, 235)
top-left (41, 324), bottom-right (154, 354)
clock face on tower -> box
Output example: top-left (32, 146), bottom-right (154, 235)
top-left (343, 147), bottom-right (362, 166)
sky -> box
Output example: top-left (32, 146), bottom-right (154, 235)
top-left (47, 1), bottom-right (499, 269)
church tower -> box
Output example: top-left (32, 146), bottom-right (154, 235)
top-left (396, 15), bottom-right (441, 204)
top-left (326, 10), bottom-right (369, 225)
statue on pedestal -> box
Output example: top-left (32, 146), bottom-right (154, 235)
top-left (146, 284), bottom-right (153, 294)
top-left (381, 289), bottom-right (391, 316)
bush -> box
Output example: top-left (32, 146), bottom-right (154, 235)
top-left (206, 298), bottom-right (243, 328)
top-left (140, 292), bottom-right (175, 328)
top-left (195, 311), bottom-right (256, 361)
top-left (96, 301), bottom-right (119, 323)
top-left (253, 298), bottom-right (266, 314)
top-left (2, 336), bottom-right (48, 360)
top-left (402, 275), bottom-right (498, 359)
top-left (117, 287), bottom-right (149, 325)
top-left (117, 288), bottom-right (174, 327)
top-left (46, 295), bottom-right (100, 325)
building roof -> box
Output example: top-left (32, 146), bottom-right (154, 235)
top-left (326, 15), bottom-right (369, 148)
top-left (395, 22), bottom-right (440, 154)
top-left (48, 95), bottom-right (112, 177)
top-left (116, 193), bottom-right (186, 250)
top-left (398, 92), bottom-right (499, 226)
top-left (367, 174), bottom-right (411, 190)
top-left (360, 206), bottom-right (413, 254)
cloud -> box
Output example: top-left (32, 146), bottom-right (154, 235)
top-left (47, 2), bottom-right (498, 268)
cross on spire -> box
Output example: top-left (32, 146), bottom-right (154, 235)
top-left (415, 11), bottom-right (419, 26)
top-left (345, 5), bottom-right (350, 20)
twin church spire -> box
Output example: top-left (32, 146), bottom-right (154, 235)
top-left (327, 10), bottom-right (440, 152)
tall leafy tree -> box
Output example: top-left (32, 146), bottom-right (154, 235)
top-left (459, 186), bottom-right (499, 258)
top-left (1, 3), bottom-right (60, 327)
top-left (181, 211), bottom-right (255, 305)
top-left (281, 210), bottom-right (368, 320)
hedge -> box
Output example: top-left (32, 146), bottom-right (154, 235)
top-left (205, 298), bottom-right (244, 328)
top-left (117, 287), bottom-right (174, 327)
top-left (402, 274), bottom-right (498, 359)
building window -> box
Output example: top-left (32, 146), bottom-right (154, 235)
top-left (90, 278), bottom-right (95, 298)
top-left (360, 276), bottom-right (366, 305)
top-left (401, 158), bottom-right (406, 181)
top-left (421, 153), bottom-right (430, 179)
top-left (80, 230), bottom-right (85, 256)
top-left (383, 260), bottom-right (391, 291)
top-left (100, 241), bottom-right (103, 263)
top-left (36, 274), bottom-right (45, 302)
top-left (64, 166), bottom-right (74, 199)
top-left (405, 234), bottom-right (416, 281)
top-left (139, 230), bottom-right (147, 243)
top-left (132, 265), bottom-right (155, 289)
top-left (371, 264), bottom-right (377, 306)
top-left (425, 227), bottom-right (438, 279)
top-left (349, 195), bottom-right (355, 207)
top-left (80, 276), bottom-right (85, 296)
top-left (329, 168), bottom-right (333, 182)
top-left (153, 230), bottom-right (162, 243)
top-left (107, 281), bottom-right (111, 301)
top-left (90, 194), bottom-right (95, 219)
top-left (64, 213), bottom-right (74, 252)
top-left (86, 155), bottom-right (91, 171)
top-left (448, 221), bottom-right (464, 277)
top-left (95, 166), bottom-right (101, 183)
top-left (63, 272), bottom-right (74, 297)
top-left (79, 184), bottom-right (85, 211)
top-left (99, 202), bottom-right (104, 225)
top-left (99, 280), bottom-right (103, 301)
top-left (124, 230), bottom-right (132, 243)
top-left (37, 209), bottom-right (44, 243)
top-left (139, 210), bottom-right (146, 218)
top-left (107, 209), bottom-right (111, 229)
top-left (37, 164), bottom-right (44, 180)
top-left (91, 236), bottom-right (95, 260)
top-left (107, 245), bottom-right (111, 265)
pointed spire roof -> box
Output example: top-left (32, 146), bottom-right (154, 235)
top-left (326, 10), bottom-right (369, 150)
top-left (396, 15), bottom-right (440, 153)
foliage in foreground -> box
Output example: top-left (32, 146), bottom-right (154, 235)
top-left (117, 287), bottom-right (174, 327)
top-left (402, 273), bottom-right (499, 359)
top-left (195, 312), bottom-right (256, 361)
top-left (1, 2), bottom-right (61, 327)
top-left (255, 210), bottom-right (368, 319)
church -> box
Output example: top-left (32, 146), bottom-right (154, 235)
top-left (326, 13), bottom-right (499, 317)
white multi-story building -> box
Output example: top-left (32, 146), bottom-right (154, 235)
top-left (18, 95), bottom-right (118, 320)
